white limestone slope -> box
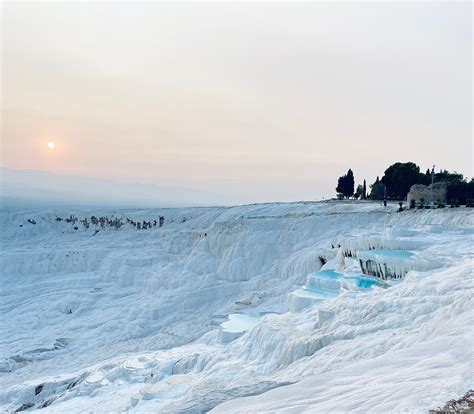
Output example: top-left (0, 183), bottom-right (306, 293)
top-left (0, 201), bottom-right (472, 413)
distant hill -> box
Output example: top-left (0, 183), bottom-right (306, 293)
top-left (0, 167), bottom-right (219, 209)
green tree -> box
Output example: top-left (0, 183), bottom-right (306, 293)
top-left (434, 170), bottom-right (464, 184)
top-left (417, 169), bottom-right (431, 186)
top-left (447, 180), bottom-right (467, 205)
top-left (336, 176), bottom-right (345, 197)
top-left (370, 177), bottom-right (386, 200)
top-left (345, 169), bottom-right (355, 198)
top-left (335, 169), bottom-right (355, 198)
top-left (381, 162), bottom-right (421, 199)
top-left (466, 179), bottom-right (474, 207)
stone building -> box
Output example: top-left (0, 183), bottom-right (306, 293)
top-left (407, 182), bottom-right (448, 207)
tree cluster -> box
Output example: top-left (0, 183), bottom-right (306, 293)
top-left (377, 163), bottom-right (473, 204)
top-left (335, 161), bottom-right (473, 205)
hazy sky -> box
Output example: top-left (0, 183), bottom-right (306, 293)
top-left (1, 2), bottom-right (472, 205)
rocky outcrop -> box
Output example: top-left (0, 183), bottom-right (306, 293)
top-left (407, 182), bottom-right (448, 207)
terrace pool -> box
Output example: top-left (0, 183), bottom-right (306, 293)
top-left (221, 314), bottom-right (259, 334)
top-left (363, 249), bottom-right (414, 259)
top-left (311, 269), bottom-right (343, 279)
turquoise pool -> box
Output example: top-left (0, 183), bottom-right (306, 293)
top-left (363, 249), bottom-right (414, 259)
top-left (311, 269), bottom-right (343, 279)
top-left (221, 314), bottom-right (259, 333)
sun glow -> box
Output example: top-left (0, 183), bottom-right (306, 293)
top-left (47, 141), bottom-right (56, 150)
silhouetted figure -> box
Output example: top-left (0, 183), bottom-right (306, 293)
top-left (66, 214), bottom-right (77, 224)
top-left (81, 218), bottom-right (90, 229)
top-left (159, 216), bottom-right (165, 227)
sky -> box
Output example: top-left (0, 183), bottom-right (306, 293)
top-left (1, 2), bottom-right (472, 206)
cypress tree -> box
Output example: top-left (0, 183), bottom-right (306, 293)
top-left (345, 169), bottom-right (355, 198)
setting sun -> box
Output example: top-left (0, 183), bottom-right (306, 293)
top-left (47, 141), bottom-right (56, 150)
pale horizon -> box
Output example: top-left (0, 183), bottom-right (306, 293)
top-left (2, 2), bottom-right (472, 206)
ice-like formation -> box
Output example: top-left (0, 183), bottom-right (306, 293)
top-left (1, 202), bottom-right (473, 413)
top-left (289, 268), bottom-right (386, 313)
top-left (1, 249), bottom-right (107, 275)
top-left (288, 286), bottom-right (337, 313)
top-left (358, 249), bottom-right (441, 279)
top-left (338, 274), bottom-right (387, 290)
top-left (331, 234), bottom-right (423, 258)
top-left (306, 269), bottom-right (343, 292)
top-left (219, 314), bottom-right (259, 343)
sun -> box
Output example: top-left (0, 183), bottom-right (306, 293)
top-left (47, 141), bottom-right (56, 150)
